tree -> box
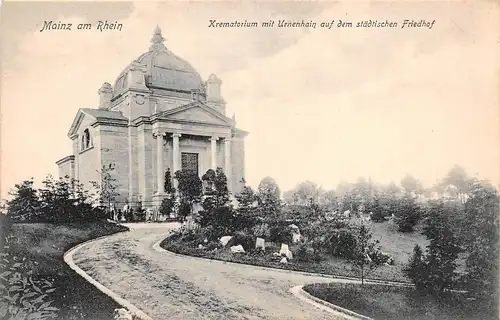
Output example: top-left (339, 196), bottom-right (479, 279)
top-left (257, 177), bottom-right (281, 215)
top-left (461, 182), bottom-right (499, 306)
top-left (164, 168), bottom-right (174, 193)
top-left (6, 179), bottom-right (40, 221)
top-left (292, 181), bottom-right (322, 206)
top-left (174, 170), bottom-right (203, 219)
top-left (235, 185), bottom-right (258, 213)
top-left (91, 164), bottom-right (119, 213)
top-left (440, 165), bottom-right (471, 203)
top-left (403, 245), bottom-right (427, 291)
top-left (394, 194), bottom-right (422, 232)
top-left (346, 223), bottom-right (383, 285)
top-left (369, 193), bottom-right (386, 222)
top-left (408, 200), bottom-right (462, 295)
top-left (400, 174), bottom-right (423, 195)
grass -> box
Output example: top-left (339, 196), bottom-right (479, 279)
top-left (4, 221), bottom-right (129, 320)
top-left (161, 219), bottom-right (428, 283)
top-left (303, 282), bottom-right (496, 320)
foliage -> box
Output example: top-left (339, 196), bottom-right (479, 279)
top-left (5, 179), bottom-right (40, 222)
top-left (164, 168), bottom-right (173, 194)
top-left (394, 195), bottom-right (422, 232)
top-left (235, 186), bottom-right (258, 213)
top-left (460, 182), bottom-right (499, 307)
top-left (159, 197), bottom-right (174, 216)
top-left (7, 176), bottom-right (105, 223)
top-left (227, 231), bottom-right (255, 251)
top-left (174, 170), bottom-right (203, 216)
top-left (344, 223), bottom-right (383, 285)
top-left (0, 215), bottom-right (59, 320)
top-left (369, 194), bottom-right (386, 222)
top-left (295, 241), bottom-right (322, 262)
top-left (405, 200), bottom-right (462, 295)
top-left (400, 174), bottom-right (423, 195)
top-left (404, 245), bottom-right (427, 291)
top-left (91, 164), bottom-right (120, 212)
top-left (257, 177), bottom-right (281, 215)
top-left (0, 258), bottom-right (59, 320)
top-left (252, 223), bottom-right (271, 239)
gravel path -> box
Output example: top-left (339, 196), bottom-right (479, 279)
top-left (72, 225), bottom-right (345, 320)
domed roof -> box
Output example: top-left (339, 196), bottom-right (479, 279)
top-left (113, 26), bottom-right (204, 97)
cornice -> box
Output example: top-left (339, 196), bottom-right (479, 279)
top-left (55, 155), bottom-right (75, 165)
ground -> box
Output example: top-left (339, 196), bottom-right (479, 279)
top-left (303, 282), bottom-right (494, 320)
top-left (71, 224), bottom-right (375, 320)
top-left (5, 222), bottom-right (128, 320)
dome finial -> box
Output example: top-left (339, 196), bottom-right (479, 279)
top-left (150, 25), bottom-right (166, 51)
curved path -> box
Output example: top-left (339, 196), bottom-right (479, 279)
top-left (72, 224), bottom-right (359, 320)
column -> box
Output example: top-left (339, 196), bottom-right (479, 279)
top-left (210, 136), bottom-right (218, 169)
top-left (225, 137), bottom-right (232, 192)
top-left (172, 132), bottom-right (181, 174)
top-left (153, 129), bottom-right (166, 194)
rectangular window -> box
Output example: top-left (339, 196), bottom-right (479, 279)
top-left (181, 152), bottom-right (199, 176)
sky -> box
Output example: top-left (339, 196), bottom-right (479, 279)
top-left (1, 1), bottom-right (499, 198)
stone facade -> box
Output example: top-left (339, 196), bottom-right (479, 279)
top-left (56, 26), bottom-right (248, 208)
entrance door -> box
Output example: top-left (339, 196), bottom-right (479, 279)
top-left (181, 152), bottom-right (199, 176)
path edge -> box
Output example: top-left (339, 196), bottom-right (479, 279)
top-left (63, 230), bottom-right (154, 320)
top-left (289, 285), bottom-right (374, 320)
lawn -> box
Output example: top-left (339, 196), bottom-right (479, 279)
top-left (161, 219), bottom-right (428, 283)
top-left (3, 221), bottom-right (129, 320)
top-left (303, 282), bottom-right (495, 320)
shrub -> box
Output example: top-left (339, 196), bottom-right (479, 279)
top-left (394, 195), bottom-right (422, 232)
top-left (0, 220), bottom-right (59, 320)
top-left (269, 225), bottom-right (293, 244)
top-left (295, 241), bottom-right (322, 262)
top-left (159, 197), bottom-right (174, 216)
top-left (252, 223), bottom-right (271, 239)
top-left (227, 231), bottom-right (255, 251)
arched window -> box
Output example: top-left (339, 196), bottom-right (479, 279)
top-left (81, 129), bottom-right (91, 150)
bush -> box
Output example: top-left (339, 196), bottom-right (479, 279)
top-left (295, 241), bottom-right (322, 262)
top-left (269, 225), bottom-right (293, 244)
top-left (227, 231), bottom-right (255, 251)
top-left (252, 223), bottom-right (271, 239)
top-left (6, 176), bottom-right (108, 223)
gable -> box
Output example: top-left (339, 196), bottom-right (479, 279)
top-left (167, 107), bottom-right (228, 125)
top-left (68, 108), bottom-right (128, 137)
top-left (160, 102), bottom-right (233, 127)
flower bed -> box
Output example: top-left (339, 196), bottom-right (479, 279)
top-left (161, 235), bottom-right (409, 283)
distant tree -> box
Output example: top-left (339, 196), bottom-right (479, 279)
top-left (257, 177), bottom-right (281, 215)
top-left (321, 190), bottom-right (338, 209)
top-left (174, 170), bottom-right (203, 219)
top-left (91, 163), bottom-right (120, 212)
top-left (394, 194), bottom-right (422, 232)
top-left (282, 190), bottom-right (295, 205)
top-left (440, 165), bottom-right (472, 203)
top-left (400, 174), bottom-right (423, 195)
top-left (369, 193), bottom-right (386, 222)
top-left (292, 181), bottom-right (322, 206)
